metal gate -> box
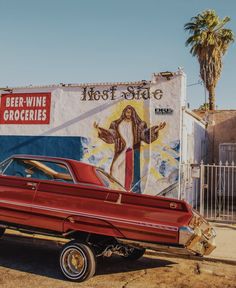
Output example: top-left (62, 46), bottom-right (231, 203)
top-left (180, 162), bottom-right (236, 223)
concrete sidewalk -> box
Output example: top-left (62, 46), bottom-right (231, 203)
top-left (208, 223), bottom-right (236, 263)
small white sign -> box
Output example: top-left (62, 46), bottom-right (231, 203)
top-left (191, 165), bottom-right (200, 178)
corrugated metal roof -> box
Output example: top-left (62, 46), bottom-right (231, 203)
top-left (0, 80), bottom-right (151, 91)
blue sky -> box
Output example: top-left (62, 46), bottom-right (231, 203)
top-left (0, 0), bottom-right (235, 109)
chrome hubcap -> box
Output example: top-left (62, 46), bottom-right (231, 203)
top-left (62, 247), bottom-right (87, 278)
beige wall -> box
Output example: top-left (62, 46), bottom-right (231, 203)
top-left (194, 110), bottom-right (236, 163)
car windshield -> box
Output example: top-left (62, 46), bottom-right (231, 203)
top-left (96, 169), bottom-right (126, 191)
top-left (0, 158), bottom-right (12, 175)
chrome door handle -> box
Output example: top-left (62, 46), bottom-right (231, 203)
top-left (27, 182), bottom-right (37, 190)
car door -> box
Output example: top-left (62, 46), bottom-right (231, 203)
top-left (30, 159), bottom-right (76, 232)
top-left (0, 157), bottom-right (39, 221)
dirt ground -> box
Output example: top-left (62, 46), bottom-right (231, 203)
top-left (0, 234), bottom-right (235, 288)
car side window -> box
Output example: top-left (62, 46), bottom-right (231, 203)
top-left (3, 159), bottom-right (28, 177)
top-left (2, 158), bottom-right (74, 183)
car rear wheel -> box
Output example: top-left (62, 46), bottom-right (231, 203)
top-left (122, 247), bottom-right (146, 261)
top-left (59, 241), bottom-right (96, 282)
top-left (0, 228), bottom-right (5, 238)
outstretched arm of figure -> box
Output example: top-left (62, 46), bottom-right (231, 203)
top-left (141, 121), bottom-right (166, 143)
top-left (94, 122), bottom-right (116, 144)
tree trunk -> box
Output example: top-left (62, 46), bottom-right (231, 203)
top-left (208, 86), bottom-right (216, 110)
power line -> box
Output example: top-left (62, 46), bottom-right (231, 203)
top-left (187, 80), bottom-right (203, 87)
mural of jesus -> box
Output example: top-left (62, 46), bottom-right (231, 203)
top-left (94, 105), bottom-right (166, 193)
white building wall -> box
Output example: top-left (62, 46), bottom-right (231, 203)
top-left (0, 70), bottom-right (197, 198)
top-left (181, 109), bottom-right (206, 204)
top-left (182, 110), bottom-right (206, 164)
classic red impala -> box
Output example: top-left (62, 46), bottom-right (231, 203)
top-left (0, 155), bottom-right (216, 282)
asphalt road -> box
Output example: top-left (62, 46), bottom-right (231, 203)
top-left (0, 234), bottom-right (235, 288)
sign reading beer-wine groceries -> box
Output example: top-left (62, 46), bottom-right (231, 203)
top-left (0, 93), bottom-right (51, 124)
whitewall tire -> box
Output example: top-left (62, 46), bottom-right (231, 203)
top-left (59, 241), bottom-right (96, 282)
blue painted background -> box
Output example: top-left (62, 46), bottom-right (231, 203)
top-left (0, 135), bottom-right (84, 162)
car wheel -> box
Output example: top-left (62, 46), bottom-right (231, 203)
top-left (122, 247), bottom-right (145, 261)
top-left (0, 228), bottom-right (5, 238)
top-left (59, 241), bottom-right (96, 282)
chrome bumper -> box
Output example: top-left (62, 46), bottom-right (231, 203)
top-left (179, 221), bottom-right (216, 256)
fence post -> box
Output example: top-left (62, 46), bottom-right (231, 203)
top-left (200, 160), bottom-right (205, 215)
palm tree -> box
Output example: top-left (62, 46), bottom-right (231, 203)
top-left (198, 102), bottom-right (209, 111)
top-left (185, 10), bottom-right (234, 110)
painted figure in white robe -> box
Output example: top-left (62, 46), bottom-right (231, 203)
top-left (94, 105), bottom-right (166, 192)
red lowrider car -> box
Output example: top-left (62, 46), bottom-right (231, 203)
top-left (0, 155), bottom-right (216, 282)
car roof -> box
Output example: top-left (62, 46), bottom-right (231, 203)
top-left (9, 154), bottom-right (105, 186)
top-left (10, 154), bottom-right (89, 166)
